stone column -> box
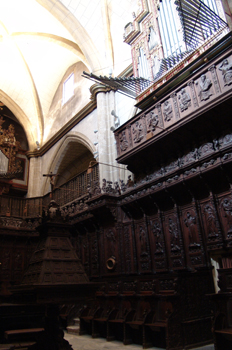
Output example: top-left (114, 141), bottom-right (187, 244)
top-left (96, 91), bottom-right (131, 187)
top-left (27, 156), bottom-right (43, 198)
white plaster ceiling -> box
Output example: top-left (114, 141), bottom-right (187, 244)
top-left (0, 0), bottom-right (137, 150)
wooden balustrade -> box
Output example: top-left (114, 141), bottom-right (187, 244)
top-left (0, 163), bottom-right (99, 218)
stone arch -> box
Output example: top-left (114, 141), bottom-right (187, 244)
top-left (37, 0), bottom-right (103, 74)
top-left (42, 132), bottom-right (96, 195)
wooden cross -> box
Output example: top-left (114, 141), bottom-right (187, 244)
top-left (43, 172), bottom-right (58, 199)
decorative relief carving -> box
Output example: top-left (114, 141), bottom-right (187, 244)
top-left (184, 211), bottom-right (199, 246)
top-left (221, 198), bottom-right (232, 235)
top-left (190, 256), bottom-right (202, 266)
top-left (180, 149), bottom-right (198, 166)
top-left (123, 281), bottom-right (137, 292)
top-left (139, 225), bottom-right (147, 254)
top-left (168, 217), bottom-right (181, 252)
top-left (140, 280), bottom-right (154, 291)
top-left (152, 221), bottom-right (164, 254)
top-left (0, 118), bottom-right (22, 175)
top-left (172, 258), bottom-right (182, 267)
top-left (146, 110), bottom-right (159, 132)
top-left (201, 159), bottom-right (215, 169)
top-left (163, 100), bottom-right (173, 122)
top-left (198, 142), bottom-right (214, 158)
top-left (219, 58), bottom-right (232, 87)
top-left (160, 279), bottom-right (176, 291)
top-left (178, 88), bottom-right (191, 112)
top-left (119, 130), bottom-right (128, 151)
top-left (106, 229), bottom-right (117, 256)
top-left (132, 120), bottom-right (144, 143)
top-left (165, 160), bottom-right (179, 174)
top-left (196, 74), bottom-right (213, 101)
top-left (219, 132), bottom-right (232, 149)
top-left (203, 204), bottom-right (219, 240)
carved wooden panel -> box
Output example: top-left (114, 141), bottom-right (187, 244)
top-left (100, 226), bottom-right (120, 275)
top-left (217, 54), bottom-right (232, 93)
top-left (78, 233), bottom-right (92, 274)
top-left (115, 50), bottom-right (232, 163)
top-left (148, 213), bottom-right (168, 271)
top-left (90, 232), bottom-right (99, 277)
top-left (162, 209), bottom-right (185, 270)
top-left (122, 224), bottom-right (136, 274)
top-left (198, 196), bottom-right (223, 251)
top-left (180, 203), bottom-right (205, 268)
top-left (134, 218), bottom-right (151, 273)
top-left (217, 191), bottom-right (232, 247)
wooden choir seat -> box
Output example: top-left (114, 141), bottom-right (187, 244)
top-left (107, 301), bottom-right (131, 342)
top-left (124, 301), bottom-right (150, 346)
top-left (143, 310), bottom-right (167, 349)
top-left (79, 305), bottom-right (98, 335)
top-left (92, 300), bottom-right (116, 338)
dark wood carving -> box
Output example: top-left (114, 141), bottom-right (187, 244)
top-left (134, 218), bottom-right (151, 273)
top-left (148, 212), bottom-right (168, 271)
top-left (163, 209), bottom-right (185, 270)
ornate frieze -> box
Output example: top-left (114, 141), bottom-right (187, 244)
top-left (115, 53), bottom-right (232, 161)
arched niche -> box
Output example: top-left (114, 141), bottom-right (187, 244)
top-left (43, 132), bottom-right (97, 195)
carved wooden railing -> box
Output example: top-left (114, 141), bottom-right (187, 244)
top-left (0, 163), bottom-right (99, 218)
top-left (0, 195), bottom-right (42, 218)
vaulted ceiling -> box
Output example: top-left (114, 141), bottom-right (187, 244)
top-left (0, 0), bottom-right (136, 150)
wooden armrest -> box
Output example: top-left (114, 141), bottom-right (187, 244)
top-left (5, 328), bottom-right (44, 339)
top-left (215, 328), bottom-right (232, 335)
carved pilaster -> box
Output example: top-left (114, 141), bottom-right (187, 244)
top-left (187, 80), bottom-right (198, 108)
top-left (157, 103), bottom-right (164, 128)
top-left (127, 125), bottom-right (133, 148)
top-left (209, 64), bottom-right (221, 94)
top-left (171, 92), bottom-right (180, 119)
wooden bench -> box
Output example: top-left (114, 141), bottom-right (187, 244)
top-left (4, 328), bottom-right (44, 341)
